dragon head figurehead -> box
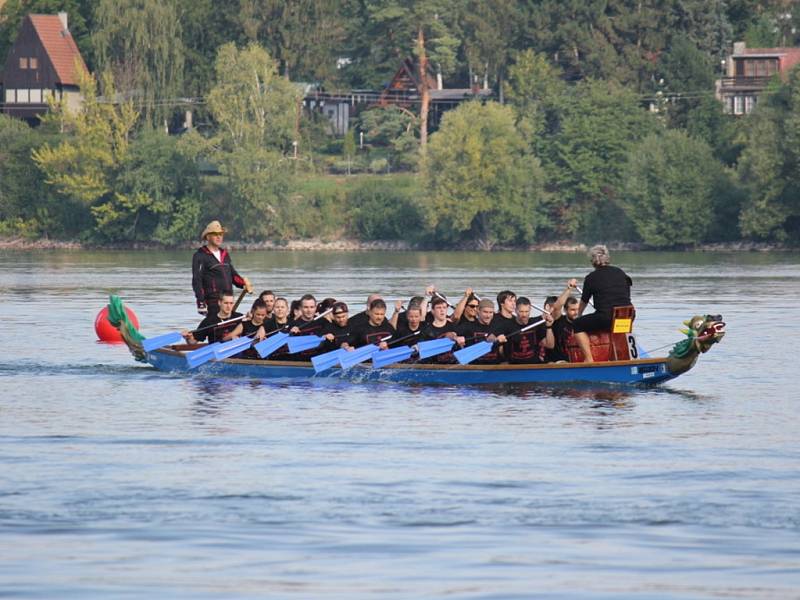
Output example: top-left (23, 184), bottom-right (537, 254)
top-left (666, 314), bottom-right (726, 375)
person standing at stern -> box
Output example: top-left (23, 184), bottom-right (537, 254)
top-left (192, 221), bottom-right (252, 316)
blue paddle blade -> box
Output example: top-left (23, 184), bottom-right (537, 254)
top-left (371, 346), bottom-right (413, 369)
top-left (185, 342), bottom-right (221, 369)
top-left (454, 341), bottom-right (494, 365)
top-left (417, 338), bottom-right (455, 359)
top-left (254, 332), bottom-right (290, 359)
top-left (142, 331), bottom-right (184, 352)
top-left (213, 336), bottom-right (253, 360)
top-left (312, 348), bottom-right (345, 373)
top-left (287, 335), bottom-right (324, 354)
top-left (339, 344), bottom-right (379, 369)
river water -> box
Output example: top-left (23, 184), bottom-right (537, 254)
top-left (1, 250), bottom-right (798, 599)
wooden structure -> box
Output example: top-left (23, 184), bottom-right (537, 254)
top-left (566, 306), bottom-right (638, 362)
top-left (716, 41), bottom-right (800, 115)
top-left (1, 12), bottom-right (88, 122)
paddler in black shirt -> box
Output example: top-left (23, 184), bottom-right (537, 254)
top-left (349, 293), bottom-right (382, 329)
top-left (419, 296), bottom-right (462, 363)
top-left (229, 299), bottom-right (270, 358)
top-left (319, 302), bottom-right (356, 352)
top-left (395, 304), bottom-right (426, 339)
top-left (286, 294), bottom-right (327, 360)
top-left (492, 290), bottom-right (518, 359)
top-left (265, 297), bottom-right (292, 359)
top-left (456, 298), bottom-right (509, 364)
top-left (507, 297), bottom-right (554, 364)
top-left (350, 299), bottom-right (395, 350)
top-left (182, 292), bottom-right (243, 344)
top-left (572, 245), bottom-right (633, 363)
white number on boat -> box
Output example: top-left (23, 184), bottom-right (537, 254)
top-left (626, 334), bottom-right (638, 359)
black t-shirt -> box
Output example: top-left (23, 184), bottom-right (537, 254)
top-left (395, 320), bottom-right (425, 341)
top-left (350, 319), bottom-right (396, 348)
top-left (319, 320), bottom-right (356, 352)
top-left (418, 320), bottom-right (457, 363)
top-left (581, 265), bottom-right (632, 316)
top-left (456, 319), bottom-right (501, 364)
top-left (348, 311), bottom-right (370, 329)
top-left (545, 316), bottom-right (575, 362)
top-left (193, 312), bottom-right (243, 343)
top-left (397, 311), bottom-right (435, 330)
top-left (508, 319), bottom-right (548, 364)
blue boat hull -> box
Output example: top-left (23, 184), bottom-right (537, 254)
top-left (146, 348), bottom-right (679, 386)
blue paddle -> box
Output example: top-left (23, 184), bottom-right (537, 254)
top-left (453, 319), bottom-right (545, 365)
top-left (312, 348), bottom-right (346, 373)
top-left (254, 331), bottom-right (290, 358)
top-left (143, 315), bottom-right (246, 352)
top-left (186, 342), bottom-right (222, 369)
top-left (287, 334), bottom-right (325, 354)
top-left (371, 346), bottom-right (414, 368)
top-left (339, 343), bottom-right (384, 369)
top-left (213, 335), bottom-right (257, 360)
top-left (368, 331), bottom-right (423, 368)
top-left (416, 337), bottom-right (456, 359)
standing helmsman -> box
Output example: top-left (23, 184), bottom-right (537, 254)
top-left (192, 220), bottom-right (252, 316)
top-left (572, 245), bottom-right (633, 363)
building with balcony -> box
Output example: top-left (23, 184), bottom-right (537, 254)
top-left (717, 41), bottom-right (800, 115)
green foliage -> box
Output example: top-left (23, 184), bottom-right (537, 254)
top-left (32, 70), bottom-right (139, 207)
top-left (357, 106), bottom-right (419, 170)
top-left (620, 130), bottom-right (719, 246)
top-left (238, 0), bottom-right (349, 84)
top-left (346, 176), bottom-right (422, 240)
top-left (736, 69), bottom-right (800, 241)
top-left (425, 101), bottom-right (549, 248)
top-left (551, 79), bottom-right (658, 238)
top-left (92, 0), bottom-right (184, 127)
top-left (207, 42), bottom-right (301, 153)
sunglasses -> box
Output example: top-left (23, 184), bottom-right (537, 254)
top-left (466, 304), bottom-right (479, 309)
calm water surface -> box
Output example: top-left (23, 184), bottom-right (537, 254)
top-left (1, 250), bottom-right (798, 599)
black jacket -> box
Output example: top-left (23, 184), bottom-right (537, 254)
top-left (192, 246), bottom-right (245, 305)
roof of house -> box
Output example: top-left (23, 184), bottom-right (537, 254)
top-left (28, 14), bottom-right (87, 85)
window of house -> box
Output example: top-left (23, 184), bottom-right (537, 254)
top-left (30, 89), bottom-right (42, 103)
top-left (5, 89), bottom-right (15, 103)
top-left (745, 95), bottom-right (757, 113)
top-left (29, 57), bottom-right (38, 69)
top-left (17, 89), bottom-right (30, 103)
top-left (733, 95), bottom-right (744, 115)
top-left (19, 57), bottom-right (28, 69)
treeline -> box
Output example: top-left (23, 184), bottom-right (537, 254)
top-left (1, 0), bottom-right (799, 247)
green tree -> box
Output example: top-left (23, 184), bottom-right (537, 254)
top-left (620, 130), bottom-right (720, 246)
top-left (205, 43), bottom-right (301, 240)
top-left (0, 114), bottom-right (84, 237)
top-left (365, 0), bottom-right (461, 149)
top-left (32, 70), bottom-right (139, 208)
top-left (506, 49), bottom-right (567, 159)
top-left (238, 0), bottom-right (349, 83)
top-left (460, 0), bottom-right (522, 100)
top-left (551, 78), bottom-right (657, 238)
top-left (92, 0), bottom-right (185, 127)
top-left (357, 105), bottom-right (419, 170)
top-left (736, 72), bottom-right (800, 241)
top-left (425, 101), bottom-right (549, 249)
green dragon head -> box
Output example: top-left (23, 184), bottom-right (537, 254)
top-left (668, 314), bottom-right (726, 365)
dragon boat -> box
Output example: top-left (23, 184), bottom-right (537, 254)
top-left (108, 297), bottom-right (725, 387)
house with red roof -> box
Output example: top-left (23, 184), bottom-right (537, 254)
top-left (1, 12), bottom-right (88, 122)
top-left (716, 41), bottom-right (800, 115)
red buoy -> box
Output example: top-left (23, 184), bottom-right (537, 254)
top-left (95, 305), bottom-right (139, 343)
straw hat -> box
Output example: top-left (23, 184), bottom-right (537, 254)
top-left (200, 220), bottom-right (226, 240)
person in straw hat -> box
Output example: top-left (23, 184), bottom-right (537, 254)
top-left (192, 220), bottom-right (252, 315)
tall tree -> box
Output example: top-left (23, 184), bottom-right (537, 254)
top-left (551, 79), bottom-right (657, 238)
top-left (92, 0), bottom-right (185, 127)
top-left (425, 101), bottom-right (549, 248)
top-left (460, 0), bottom-right (522, 100)
top-left (621, 130), bottom-right (720, 246)
top-left (366, 0), bottom-right (460, 149)
top-left (737, 72), bottom-right (800, 241)
top-left (204, 43), bottom-right (302, 240)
